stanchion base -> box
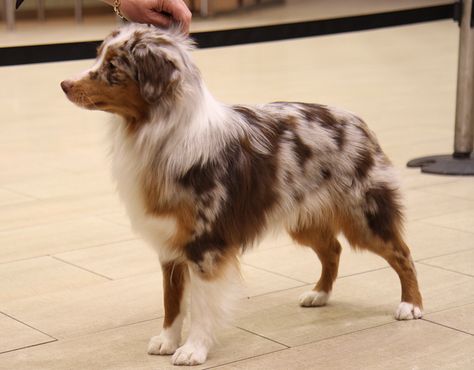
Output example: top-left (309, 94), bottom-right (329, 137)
top-left (407, 154), bottom-right (474, 175)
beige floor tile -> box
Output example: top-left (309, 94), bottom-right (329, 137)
top-left (3, 170), bottom-right (115, 200)
top-left (420, 249), bottom-right (474, 276)
top-left (0, 319), bottom-right (284, 370)
top-left (0, 216), bottom-right (134, 264)
top-left (0, 315), bottom-right (56, 354)
top-left (0, 188), bottom-right (32, 207)
top-left (254, 231), bottom-right (295, 250)
top-left (386, 139), bottom-right (454, 169)
top-left (423, 178), bottom-right (474, 201)
top-left (422, 209), bottom-right (474, 235)
top-left (55, 239), bottom-right (159, 280)
top-left (0, 193), bottom-right (123, 232)
top-left (0, 314), bottom-right (55, 354)
top-left (55, 239), bottom-right (303, 297)
top-left (234, 264), bottom-right (474, 347)
top-left (399, 167), bottom-right (457, 191)
top-left (425, 304), bottom-right (474, 335)
top-left (241, 265), bottom-right (304, 297)
top-left (215, 320), bottom-right (474, 370)
top-left (406, 221), bottom-right (474, 260)
top-left (403, 189), bottom-right (474, 222)
top-left (98, 209), bottom-right (131, 227)
top-left (0, 256), bottom-right (107, 304)
top-left (243, 241), bottom-right (387, 284)
top-left (0, 273), bottom-right (163, 340)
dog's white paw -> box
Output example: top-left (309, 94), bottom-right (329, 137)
top-left (299, 290), bottom-right (330, 307)
top-left (171, 343), bottom-right (208, 366)
top-left (147, 334), bottom-right (179, 355)
top-left (395, 302), bottom-right (423, 320)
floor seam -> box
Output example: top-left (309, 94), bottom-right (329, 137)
top-left (414, 219), bottom-right (474, 235)
top-left (421, 318), bottom-right (474, 336)
top-left (416, 261), bottom-right (474, 278)
top-left (244, 283), bottom-right (310, 299)
top-left (0, 311), bottom-right (57, 341)
top-left (0, 186), bottom-right (39, 201)
top-left (207, 320), bottom-right (400, 368)
top-left (0, 339), bottom-right (58, 355)
top-left (234, 326), bottom-right (290, 349)
top-left (415, 246), bottom-right (474, 262)
top-left (50, 256), bottom-right (114, 281)
top-left (0, 236), bottom-right (139, 266)
top-left (240, 262), bottom-right (309, 284)
top-left (204, 347), bottom-right (289, 369)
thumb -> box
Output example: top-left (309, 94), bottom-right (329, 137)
top-left (147, 10), bottom-right (173, 28)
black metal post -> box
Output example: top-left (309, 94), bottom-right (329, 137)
top-left (407, 0), bottom-right (474, 175)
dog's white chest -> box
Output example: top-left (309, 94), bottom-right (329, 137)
top-left (110, 125), bottom-right (179, 261)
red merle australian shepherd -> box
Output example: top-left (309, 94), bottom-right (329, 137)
top-left (61, 24), bottom-right (423, 366)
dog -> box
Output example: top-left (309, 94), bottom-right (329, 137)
top-left (61, 24), bottom-right (423, 366)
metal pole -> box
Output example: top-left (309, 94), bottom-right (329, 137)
top-left (6, 0), bottom-right (15, 30)
top-left (407, 0), bottom-right (474, 175)
top-left (454, 0), bottom-right (474, 156)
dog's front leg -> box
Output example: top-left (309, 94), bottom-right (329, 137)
top-left (172, 249), bottom-right (240, 366)
top-left (148, 260), bottom-right (188, 356)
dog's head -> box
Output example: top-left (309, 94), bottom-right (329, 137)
top-left (61, 24), bottom-right (194, 123)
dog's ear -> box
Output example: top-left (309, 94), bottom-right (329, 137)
top-left (132, 43), bottom-right (179, 104)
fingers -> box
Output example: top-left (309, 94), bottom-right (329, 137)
top-left (119, 0), bottom-right (192, 34)
top-left (159, 0), bottom-right (192, 33)
top-left (147, 10), bottom-right (173, 28)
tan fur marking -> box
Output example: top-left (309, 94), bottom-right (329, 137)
top-left (289, 225), bottom-right (341, 293)
top-left (69, 77), bottom-right (149, 127)
top-left (338, 213), bottom-right (422, 307)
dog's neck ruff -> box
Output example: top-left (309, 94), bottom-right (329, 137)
top-left (117, 74), bottom-right (239, 179)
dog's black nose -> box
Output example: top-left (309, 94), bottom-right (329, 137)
top-left (60, 80), bottom-right (72, 94)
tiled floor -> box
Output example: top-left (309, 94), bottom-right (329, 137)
top-left (1, 16), bottom-right (474, 370)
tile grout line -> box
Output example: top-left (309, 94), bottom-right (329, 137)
top-left (50, 256), bottom-right (114, 281)
top-left (416, 261), bottom-right (474, 278)
top-left (420, 220), bottom-right (474, 236)
top-left (204, 347), bottom-right (289, 370)
top-left (0, 311), bottom-right (57, 341)
top-left (234, 326), bottom-right (291, 349)
top-left (242, 262), bottom-right (391, 288)
top-left (240, 262), bottom-right (309, 284)
top-left (421, 318), bottom-right (474, 337)
top-left (0, 237), bottom-right (139, 266)
top-left (0, 339), bottom-right (58, 355)
top-left (206, 320), bottom-right (402, 369)
top-left (245, 283), bottom-right (310, 300)
top-left (337, 266), bottom-right (391, 280)
top-left (415, 246), bottom-right (474, 263)
top-left (0, 186), bottom-right (39, 201)
top-left (0, 215), bottom-right (131, 234)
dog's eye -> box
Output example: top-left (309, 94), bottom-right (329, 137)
top-left (107, 61), bottom-right (116, 71)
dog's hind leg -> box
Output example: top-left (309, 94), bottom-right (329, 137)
top-left (340, 185), bottom-right (423, 320)
top-left (288, 225), bottom-right (342, 307)
top-left (172, 249), bottom-right (241, 366)
top-left (148, 260), bottom-right (188, 356)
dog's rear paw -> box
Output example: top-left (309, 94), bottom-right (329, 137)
top-left (299, 290), bottom-right (329, 307)
top-left (395, 302), bottom-right (423, 320)
top-left (171, 343), bottom-right (208, 366)
top-left (148, 334), bottom-right (179, 355)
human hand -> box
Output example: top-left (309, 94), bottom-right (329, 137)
top-left (118, 0), bottom-right (192, 34)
